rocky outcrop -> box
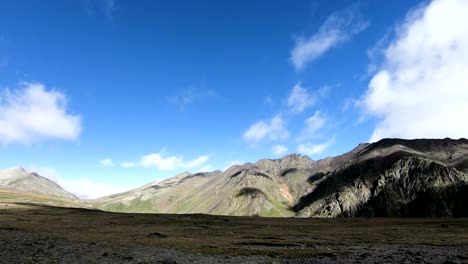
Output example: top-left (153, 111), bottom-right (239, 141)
top-left (294, 155), bottom-right (468, 217)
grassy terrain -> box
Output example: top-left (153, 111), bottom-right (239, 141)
top-left (1, 202), bottom-right (467, 260)
top-left (0, 189), bottom-right (88, 209)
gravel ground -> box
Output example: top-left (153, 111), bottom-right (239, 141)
top-left (1, 228), bottom-right (467, 264)
top-left (1, 203), bottom-right (467, 263)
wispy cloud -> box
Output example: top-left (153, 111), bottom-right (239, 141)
top-left (140, 152), bottom-right (210, 171)
top-left (272, 145), bottom-right (288, 156)
top-left (102, 0), bottom-right (116, 19)
top-left (222, 160), bottom-right (244, 171)
top-left (286, 83), bottom-right (333, 114)
top-left (291, 6), bottom-right (369, 70)
top-left (342, 98), bottom-right (358, 112)
top-left (0, 83), bottom-right (82, 145)
top-left (298, 110), bottom-right (327, 141)
top-left (100, 158), bottom-right (114, 167)
top-left (84, 0), bottom-right (117, 20)
top-left (141, 153), bottom-right (183, 171)
top-left (243, 82), bottom-right (332, 147)
top-left (359, 0), bottom-right (468, 142)
top-left (121, 162), bottom-right (136, 168)
top-left (297, 137), bottom-right (335, 156)
top-left (168, 89), bottom-right (215, 111)
top-left (197, 165), bottom-right (213, 172)
top-left (185, 156), bottom-right (210, 169)
top-left (243, 115), bottom-right (289, 144)
top-left (168, 92), bottom-right (195, 111)
top-left (287, 82), bottom-right (316, 113)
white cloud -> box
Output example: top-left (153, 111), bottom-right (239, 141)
top-left (272, 145), bottom-right (288, 156)
top-left (168, 93), bottom-right (195, 111)
top-left (297, 138), bottom-right (334, 156)
top-left (299, 111), bottom-right (327, 140)
top-left (243, 115), bottom-right (289, 143)
top-left (197, 165), bottom-right (213, 172)
top-left (185, 155), bottom-right (209, 169)
top-left (141, 153), bottom-right (183, 170)
top-left (100, 158), bottom-right (114, 167)
top-left (291, 6), bottom-right (369, 70)
top-left (140, 152), bottom-right (210, 171)
top-left (287, 83), bottom-right (316, 113)
top-left (360, 0), bottom-right (468, 142)
top-left (222, 160), bottom-right (244, 171)
top-left (0, 83), bottom-right (81, 145)
top-left (121, 162), bottom-right (136, 168)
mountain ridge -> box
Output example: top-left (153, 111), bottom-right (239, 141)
top-left (92, 138), bottom-right (468, 217)
top-left (1, 138), bottom-right (467, 217)
top-left (0, 166), bottom-right (77, 200)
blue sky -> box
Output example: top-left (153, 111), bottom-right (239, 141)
top-left (1, 0), bottom-right (467, 198)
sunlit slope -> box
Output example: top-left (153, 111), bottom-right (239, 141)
top-left (0, 189), bottom-right (89, 209)
top-left (0, 167), bottom-right (77, 200)
top-left (93, 138), bottom-right (468, 217)
top-left (93, 154), bottom-right (320, 217)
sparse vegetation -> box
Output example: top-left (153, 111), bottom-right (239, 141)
top-left (0, 203), bottom-right (467, 263)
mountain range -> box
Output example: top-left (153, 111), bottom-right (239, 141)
top-left (1, 138), bottom-right (467, 217)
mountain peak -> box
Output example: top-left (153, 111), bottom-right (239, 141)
top-left (15, 166), bottom-right (26, 171)
top-left (280, 153), bottom-right (311, 160)
top-left (8, 166), bottom-right (26, 173)
top-left (0, 167), bottom-right (77, 200)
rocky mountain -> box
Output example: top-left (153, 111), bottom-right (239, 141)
top-left (0, 167), bottom-right (77, 200)
top-left (93, 138), bottom-right (468, 217)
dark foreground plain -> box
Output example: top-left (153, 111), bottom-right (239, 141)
top-left (0, 203), bottom-right (467, 264)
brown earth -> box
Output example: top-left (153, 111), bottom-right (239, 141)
top-left (0, 202), bottom-right (467, 263)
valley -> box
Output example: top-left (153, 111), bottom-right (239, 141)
top-left (4, 138), bottom-right (468, 218)
top-left (0, 202), bottom-right (467, 263)
top-left (1, 138), bottom-right (468, 262)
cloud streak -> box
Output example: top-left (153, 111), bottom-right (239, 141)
top-left (298, 110), bottom-right (327, 140)
top-left (291, 6), bottom-right (369, 70)
top-left (297, 137), bottom-right (335, 156)
top-left (140, 152), bottom-right (210, 171)
top-left (100, 158), bottom-right (114, 167)
top-left (272, 145), bottom-right (288, 156)
top-left (168, 89), bottom-right (215, 111)
top-left (121, 162), bottom-right (136, 168)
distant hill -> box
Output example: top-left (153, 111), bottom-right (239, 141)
top-left (92, 138), bottom-right (468, 217)
top-left (0, 167), bottom-right (77, 200)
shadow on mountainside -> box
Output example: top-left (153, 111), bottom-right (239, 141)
top-left (292, 151), bottom-right (413, 214)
